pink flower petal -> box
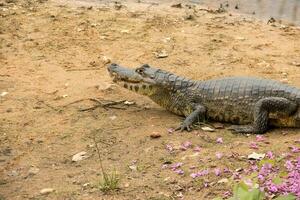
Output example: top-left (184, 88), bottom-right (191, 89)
top-left (256, 135), bottom-right (265, 142)
top-left (216, 152), bottom-right (223, 159)
top-left (166, 144), bottom-right (174, 152)
top-left (216, 137), bottom-right (223, 144)
top-left (190, 173), bottom-right (199, 178)
top-left (170, 162), bottom-right (183, 170)
top-left (214, 168), bottom-right (221, 176)
top-left (266, 151), bottom-right (274, 159)
top-left (223, 168), bottom-right (231, 173)
top-left (167, 128), bottom-right (175, 134)
top-left (244, 179), bottom-right (253, 187)
top-left (250, 142), bottom-right (259, 149)
top-left (285, 160), bottom-right (294, 171)
top-left (193, 146), bottom-right (201, 152)
top-left (223, 191), bottom-right (231, 198)
top-left (190, 169), bottom-right (209, 178)
top-left (291, 146), bottom-right (300, 153)
top-left (180, 141), bottom-right (192, 151)
top-left (174, 169), bottom-right (184, 175)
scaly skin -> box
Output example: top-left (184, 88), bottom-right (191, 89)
top-left (108, 63), bottom-right (300, 134)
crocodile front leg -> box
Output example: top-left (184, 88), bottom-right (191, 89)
top-left (229, 97), bottom-right (297, 134)
top-left (175, 105), bottom-right (206, 131)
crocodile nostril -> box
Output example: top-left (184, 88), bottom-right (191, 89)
top-left (108, 63), bottom-right (118, 71)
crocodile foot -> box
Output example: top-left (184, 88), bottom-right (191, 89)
top-left (228, 125), bottom-right (255, 134)
top-left (175, 123), bottom-right (192, 132)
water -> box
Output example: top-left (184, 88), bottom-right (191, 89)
top-left (191, 0), bottom-right (300, 25)
top-left (66, 0), bottom-right (300, 25)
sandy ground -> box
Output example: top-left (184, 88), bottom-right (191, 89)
top-left (0, 0), bottom-right (300, 199)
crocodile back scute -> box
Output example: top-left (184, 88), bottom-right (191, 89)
top-left (190, 77), bottom-right (300, 124)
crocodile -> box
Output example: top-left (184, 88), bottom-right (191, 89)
top-left (107, 63), bottom-right (300, 134)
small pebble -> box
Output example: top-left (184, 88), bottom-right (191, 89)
top-left (40, 188), bottom-right (55, 195)
top-left (150, 132), bottom-right (161, 139)
top-left (28, 167), bottom-right (40, 175)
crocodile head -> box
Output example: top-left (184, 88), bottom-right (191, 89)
top-left (107, 63), bottom-right (164, 96)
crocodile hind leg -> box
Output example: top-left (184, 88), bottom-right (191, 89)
top-left (175, 105), bottom-right (206, 131)
top-left (229, 97), bottom-right (297, 134)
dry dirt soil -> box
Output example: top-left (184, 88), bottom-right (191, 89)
top-left (0, 0), bottom-right (300, 199)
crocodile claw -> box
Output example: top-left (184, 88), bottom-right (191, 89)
top-left (175, 123), bottom-right (192, 132)
top-left (228, 125), bottom-right (255, 134)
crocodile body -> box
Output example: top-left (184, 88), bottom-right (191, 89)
top-left (108, 63), bottom-right (300, 134)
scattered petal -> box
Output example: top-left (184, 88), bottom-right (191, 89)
top-left (223, 191), bottom-right (231, 198)
top-left (243, 179), bottom-right (253, 187)
top-left (174, 169), bottom-right (184, 175)
top-left (281, 152), bottom-right (292, 158)
top-left (284, 160), bottom-right (294, 171)
top-left (233, 172), bottom-right (241, 180)
top-left (193, 146), bottom-right (201, 152)
top-left (216, 152), bottom-right (223, 159)
top-left (250, 165), bottom-right (258, 171)
top-left (250, 142), bottom-right (259, 149)
top-left (190, 169), bottom-right (209, 178)
top-left (180, 141), bottom-right (192, 150)
top-left (214, 168), bottom-right (221, 176)
top-left (266, 151), bottom-right (274, 159)
top-left (290, 146), bottom-right (300, 153)
top-left (167, 128), bottom-right (175, 134)
top-left (216, 137), bottom-right (223, 144)
top-left (256, 135), bottom-right (265, 142)
top-left (166, 144), bottom-right (174, 152)
top-left (223, 168), bottom-right (231, 173)
top-left (170, 162), bottom-right (183, 170)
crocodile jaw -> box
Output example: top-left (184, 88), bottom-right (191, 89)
top-left (108, 63), bottom-right (157, 96)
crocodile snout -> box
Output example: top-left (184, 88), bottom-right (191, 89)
top-left (107, 63), bottom-right (119, 73)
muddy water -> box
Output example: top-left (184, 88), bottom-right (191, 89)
top-left (192, 0), bottom-right (300, 25)
top-left (70, 0), bottom-right (300, 25)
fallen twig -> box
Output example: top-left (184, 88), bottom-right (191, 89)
top-left (66, 68), bottom-right (101, 72)
top-left (79, 104), bottom-right (125, 111)
top-left (36, 100), bottom-right (62, 112)
top-left (62, 98), bottom-right (128, 111)
top-left (79, 99), bottom-right (127, 111)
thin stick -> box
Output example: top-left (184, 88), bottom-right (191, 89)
top-left (66, 68), bottom-right (101, 72)
top-left (37, 100), bottom-right (62, 112)
top-left (79, 99), bottom-right (127, 112)
top-left (92, 132), bottom-right (105, 175)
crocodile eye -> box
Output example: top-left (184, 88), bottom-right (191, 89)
top-left (135, 68), bottom-right (144, 74)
